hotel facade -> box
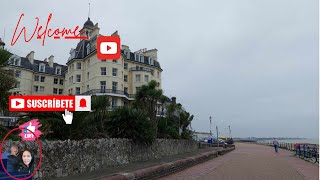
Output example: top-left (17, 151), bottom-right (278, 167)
top-left (4, 18), bottom-right (163, 109)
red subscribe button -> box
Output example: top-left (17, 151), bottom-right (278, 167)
top-left (9, 96), bottom-right (91, 112)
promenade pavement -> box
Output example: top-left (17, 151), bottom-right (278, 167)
top-left (161, 143), bottom-right (319, 180)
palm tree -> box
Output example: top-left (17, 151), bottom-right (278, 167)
top-left (134, 80), bottom-right (163, 137)
top-left (107, 107), bottom-right (155, 144)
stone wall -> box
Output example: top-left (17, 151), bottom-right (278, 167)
top-left (2, 139), bottom-right (198, 179)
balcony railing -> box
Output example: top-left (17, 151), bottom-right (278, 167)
top-left (81, 89), bottom-right (135, 99)
top-left (130, 67), bottom-right (153, 73)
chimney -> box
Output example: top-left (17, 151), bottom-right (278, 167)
top-left (26, 51), bottom-right (35, 64)
top-left (111, 30), bottom-right (119, 36)
top-left (171, 97), bottom-right (176, 104)
top-left (48, 55), bottom-right (54, 67)
top-left (121, 45), bottom-right (129, 51)
top-left (143, 48), bottom-right (158, 60)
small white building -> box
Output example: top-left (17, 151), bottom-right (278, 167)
top-left (193, 132), bottom-right (212, 141)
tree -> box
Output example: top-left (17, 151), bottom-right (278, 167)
top-left (134, 80), bottom-right (163, 137)
top-left (179, 111), bottom-right (194, 139)
top-left (107, 107), bottom-right (156, 144)
top-left (0, 49), bottom-right (17, 115)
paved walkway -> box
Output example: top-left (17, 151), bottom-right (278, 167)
top-left (161, 143), bottom-right (319, 180)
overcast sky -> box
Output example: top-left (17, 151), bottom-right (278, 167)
top-left (1, 0), bottom-right (318, 138)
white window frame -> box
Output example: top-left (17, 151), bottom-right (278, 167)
top-left (56, 67), bottom-right (61, 75)
top-left (76, 62), bottom-right (81, 70)
top-left (136, 74), bottom-right (141, 82)
top-left (39, 86), bottom-right (45, 92)
top-left (76, 75), bottom-right (81, 82)
top-left (101, 67), bottom-right (107, 75)
top-left (86, 43), bottom-right (90, 55)
top-left (75, 87), bottom-right (81, 95)
top-left (112, 68), bottom-right (117, 77)
top-left (145, 75), bottom-right (149, 82)
top-left (39, 63), bottom-right (45, 72)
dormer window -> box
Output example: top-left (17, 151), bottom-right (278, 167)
top-left (140, 55), bottom-right (144, 63)
top-left (56, 67), bottom-right (61, 75)
top-left (14, 58), bottom-right (21, 66)
top-left (39, 63), bottom-right (45, 72)
top-left (135, 53), bottom-right (139, 61)
top-left (69, 48), bottom-right (76, 60)
top-left (86, 43), bottom-right (90, 55)
top-left (150, 58), bottom-right (154, 65)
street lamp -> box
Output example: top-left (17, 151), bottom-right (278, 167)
top-left (209, 116), bottom-right (212, 136)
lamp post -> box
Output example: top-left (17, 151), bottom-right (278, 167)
top-left (209, 116), bottom-right (212, 137)
top-left (216, 125), bottom-right (219, 148)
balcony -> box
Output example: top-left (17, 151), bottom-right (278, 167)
top-left (130, 67), bottom-right (153, 73)
top-left (81, 89), bottom-right (135, 99)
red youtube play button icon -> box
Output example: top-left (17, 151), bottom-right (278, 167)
top-left (97, 36), bottom-right (121, 60)
top-left (10, 98), bottom-right (25, 109)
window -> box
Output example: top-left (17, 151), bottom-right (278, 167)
top-left (72, 64), bottom-right (74, 71)
top-left (76, 62), bottom-right (81, 70)
top-left (59, 89), bottom-right (63, 94)
top-left (124, 63), bottom-right (128, 70)
top-left (59, 79), bottom-right (64, 85)
top-left (56, 67), bottom-right (61, 75)
top-left (75, 87), bottom-right (80, 95)
top-left (69, 76), bottom-right (73, 83)
top-left (100, 81), bottom-right (106, 93)
top-left (101, 67), bottom-right (106, 75)
top-left (87, 59), bottom-right (90, 67)
top-left (112, 68), bottom-right (117, 76)
top-left (86, 43), bottom-right (90, 55)
top-left (144, 75), bottom-right (149, 82)
top-left (14, 58), bottom-right (21, 66)
top-left (113, 59), bottom-right (117, 63)
top-left (39, 64), bottom-right (45, 72)
top-left (15, 70), bottom-right (21, 78)
top-left (15, 82), bottom-right (20, 88)
top-left (40, 76), bottom-right (45, 82)
top-left (54, 78), bottom-right (58, 84)
top-left (87, 72), bottom-right (90, 80)
top-left (39, 86), bottom-right (44, 92)
top-left (136, 74), bottom-right (141, 82)
top-left (124, 75), bottom-right (128, 82)
top-left (76, 75), bottom-right (81, 82)
top-left (140, 55), bottom-right (144, 62)
top-left (124, 87), bottom-right (128, 94)
top-left (112, 97), bottom-right (117, 107)
top-left (135, 54), bottom-right (139, 61)
top-left (34, 75), bottom-right (39, 81)
top-left (136, 87), bottom-right (141, 93)
top-left (33, 86), bottom-right (39, 92)
top-left (151, 59), bottom-right (154, 65)
top-left (112, 82), bottom-right (117, 92)
top-left (53, 88), bottom-right (58, 94)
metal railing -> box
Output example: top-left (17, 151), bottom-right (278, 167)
top-left (81, 89), bottom-right (135, 98)
top-left (257, 141), bottom-right (319, 163)
top-left (130, 67), bottom-right (153, 73)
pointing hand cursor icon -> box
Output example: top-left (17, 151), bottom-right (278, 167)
top-left (62, 109), bottom-right (73, 124)
top-left (26, 122), bottom-right (35, 132)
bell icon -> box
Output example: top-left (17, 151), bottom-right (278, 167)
top-left (79, 98), bottom-right (87, 108)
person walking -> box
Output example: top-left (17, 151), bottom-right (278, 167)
top-left (272, 138), bottom-right (279, 153)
